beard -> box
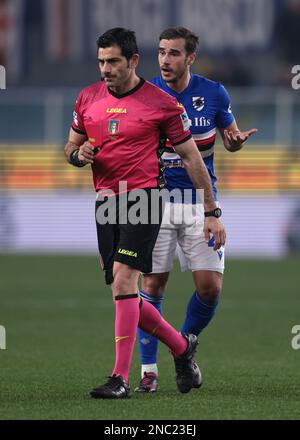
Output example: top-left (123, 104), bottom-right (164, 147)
top-left (161, 61), bottom-right (188, 84)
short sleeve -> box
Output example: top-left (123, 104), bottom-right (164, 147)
top-left (160, 98), bottom-right (191, 146)
top-left (216, 84), bottom-right (235, 129)
top-left (71, 91), bottom-right (86, 134)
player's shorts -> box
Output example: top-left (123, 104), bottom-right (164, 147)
top-left (95, 188), bottom-right (163, 284)
top-left (151, 201), bottom-right (225, 274)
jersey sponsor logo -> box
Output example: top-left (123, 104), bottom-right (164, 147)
top-left (161, 155), bottom-right (184, 168)
top-left (118, 248), bottom-right (138, 258)
top-left (180, 109), bottom-right (191, 131)
top-left (194, 116), bottom-right (211, 127)
top-left (106, 108), bottom-right (127, 114)
top-left (108, 120), bottom-right (120, 134)
top-left (192, 96), bottom-right (205, 112)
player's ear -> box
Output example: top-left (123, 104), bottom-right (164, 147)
top-left (187, 52), bottom-right (196, 66)
top-left (129, 53), bottom-right (139, 69)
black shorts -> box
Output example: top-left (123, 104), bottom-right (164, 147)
top-left (95, 188), bottom-right (164, 284)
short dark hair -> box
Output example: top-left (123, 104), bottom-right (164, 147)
top-left (96, 28), bottom-right (139, 60)
top-left (159, 27), bottom-right (199, 54)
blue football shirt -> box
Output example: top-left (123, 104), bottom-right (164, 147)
top-left (151, 73), bottom-right (235, 202)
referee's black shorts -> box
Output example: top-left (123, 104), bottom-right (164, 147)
top-left (95, 188), bottom-right (164, 285)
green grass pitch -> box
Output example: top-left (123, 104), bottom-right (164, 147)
top-left (0, 254), bottom-right (300, 420)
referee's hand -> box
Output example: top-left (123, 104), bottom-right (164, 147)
top-left (78, 141), bottom-right (98, 164)
top-left (204, 217), bottom-right (226, 251)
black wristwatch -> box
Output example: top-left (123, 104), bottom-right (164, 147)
top-left (204, 207), bottom-right (222, 218)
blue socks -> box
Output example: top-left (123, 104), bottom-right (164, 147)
top-left (137, 290), bottom-right (163, 365)
top-left (181, 291), bottom-right (219, 336)
top-left (137, 290), bottom-right (219, 370)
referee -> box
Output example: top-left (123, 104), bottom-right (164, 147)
top-left (64, 28), bottom-right (226, 399)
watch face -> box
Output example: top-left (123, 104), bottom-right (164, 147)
top-left (204, 208), bottom-right (222, 218)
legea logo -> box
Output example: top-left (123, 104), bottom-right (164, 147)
top-left (0, 325), bottom-right (6, 350)
top-left (0, 65), bottom-right (6, 90)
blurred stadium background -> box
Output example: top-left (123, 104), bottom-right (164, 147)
top-left (0, 0), bottom-right (300, 420)
top-left (1, 0), bottom-right (300, 256)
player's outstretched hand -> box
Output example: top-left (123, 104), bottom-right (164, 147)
top-left (78, 141), bottom-right (98, 164)
top-left (204, 217), bottom-right (226, 251)
top-left (224, 128), bottom-right (257, 151)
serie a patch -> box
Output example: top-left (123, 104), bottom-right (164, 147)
top-left (180, 109), bottom-right (191, 131)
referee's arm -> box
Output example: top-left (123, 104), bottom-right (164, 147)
top-left (174, 137), bottom-right (226, 250)
top-left (174, 137), bottom-right (216, 211)
top-left (64, 128), bottom-right (94, 166)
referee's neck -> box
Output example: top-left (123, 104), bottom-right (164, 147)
top-left (109, 74), bottom-right (141, 96)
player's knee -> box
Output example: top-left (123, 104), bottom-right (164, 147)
top-left (197, 280), bottom-right (222, 302)
top-left (141, 274), bottom-right (168, 297)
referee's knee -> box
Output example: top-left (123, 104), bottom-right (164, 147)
top-left (112, 262), bottom-right (139, 295)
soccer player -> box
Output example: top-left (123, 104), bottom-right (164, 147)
top-left (64, 28), bottom-right (226, 399)
top-left (136, 27), bottom-right (257, 393)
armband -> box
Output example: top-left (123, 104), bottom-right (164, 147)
top-left (69, 149), bottom-right (85, 167)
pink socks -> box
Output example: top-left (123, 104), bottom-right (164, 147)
top-left (111, 295), bottom-right (187, 383)
top-left (138, 298), bottom-right (187, 357)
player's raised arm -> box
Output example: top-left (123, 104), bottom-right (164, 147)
top-left (219, 120), bottom-right (257, 152)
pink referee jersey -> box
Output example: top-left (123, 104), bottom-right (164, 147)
top-left (72, 79), bottom-right (191, 194)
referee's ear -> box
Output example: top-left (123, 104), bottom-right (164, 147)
top-left (129, 53), bottom-right (140, 70)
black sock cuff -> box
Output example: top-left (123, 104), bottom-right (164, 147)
top-left (115, 293), bottom-right (139, 301)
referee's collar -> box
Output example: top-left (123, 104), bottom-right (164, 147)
top-left (108, 77), bottom-right (145, 99)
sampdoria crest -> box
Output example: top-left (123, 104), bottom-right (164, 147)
top-left (192, 96), bottom-right (205, 112)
